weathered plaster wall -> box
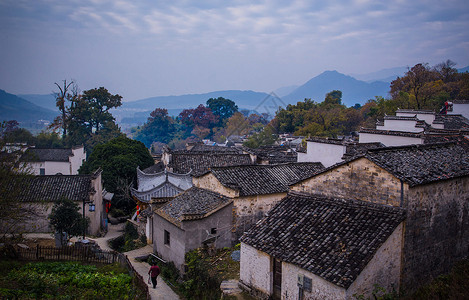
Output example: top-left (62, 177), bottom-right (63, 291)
top-left (298, 141), bottom-right (345, 167)
top-left (401, 176), bottom-right (469, 292)
top-left (86, 172), bottom-right (104, 236)
top-left (193, 174), bottom-right (238, 198)
top-left (233, 193), bottom-right (286, 240)
top-left (28, 161), bottom-right (71, 175)
top-left (153, 216), bottom-right (187, 271)
top-left (182, 203), bottom-right (233, 251)
top-left (282, 263), bottom-right (346, 300)
top-left (359, 132), bottom-right (423, 147)
top-left (347, 222), bottom-right (403, 299)
top-left (20, 203), bottom-right (53, 233)
top-left (291, 158), bottom-right (405, 207)
top-left (450, 103), bottom-right (469, 119)
top-left (70, 146), bottom-right (86, 175)
top-left (240, 243), bottom-right (272, 299)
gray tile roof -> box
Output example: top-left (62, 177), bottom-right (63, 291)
top-left (365, 142), bottom-right (469, 187)
top-left (240, 192), bottom-right (406, 288)
top-left (14, 175), bottom-right (94, 202)
top-left (208, 162), bottom-right (325, 196)
top-left (243, 146), bottom-right (298, 164)
top-left (169, 153), bottom-right (253, 176)
top-left (142, 162), bottom-right (165, 174)
top-left (21, 148), bottom-right (73, 162)
top-left (342, 142), bottom-right (385, 160)
top-left (156, 187), bottom-right (232, 227)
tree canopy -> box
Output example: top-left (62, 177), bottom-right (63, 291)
top-left (206, 97), bottom-right (238, 125)
top-left (79, 137), bottom-right (154, 212)
top-left (134, 108), bottom-right (176, 147)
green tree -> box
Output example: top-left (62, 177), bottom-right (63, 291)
top-left (79, 137), bottom-right (154, 212)
top-left (243, 125), bottom-right (278, 148)
top-left (206, 97), bottom-right (238, 125)
top-left (135, 108), bottom-right (176, 147)
top-left (48, 198), bottom-right (89, 244)
top-left (66, 87), bottom-right (123, 151)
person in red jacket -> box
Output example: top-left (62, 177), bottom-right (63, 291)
top-left (148, 262), bottom-right (161, 288)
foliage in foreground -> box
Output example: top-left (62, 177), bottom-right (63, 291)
top-left (0, 261), bottom-right (144, 299)
top-left (150, 246), bottom-right (240, 300)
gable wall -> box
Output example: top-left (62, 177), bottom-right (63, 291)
top-left (182, 203), bottom-right (233, 251)
top-left (70, 147), bottom-right (86, 175)
top-left (401, 176), bottom-right (469, 291)
top-left (240, 243), bottom-right (273, 299)
top-left (193, 173), bottom-right (238, 198)
top-left (291, 158), bottom-right (404, 207)
top-left (233, 193), bottom-right (286, 241)
top-left (359, 132), bottom-right (423, 147)
top-left (298, 141), bottom-right (345, 167)
top-left (86, 172), bottom-right (104, 236)
top-left (347, 222), bottom-right (403, 298)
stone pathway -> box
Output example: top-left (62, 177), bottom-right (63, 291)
top-left (124, 246), bottom-right (180, 300)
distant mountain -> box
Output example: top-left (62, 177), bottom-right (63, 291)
top-left (19, 93), bottom-right (58, 112)
top-left (274, 85), bottom-right (299, 97)
top-left (0, 89), bottom-right (56, 123)
top-left (121, 90), bottom-right (271, 110)
top-left (282, 71), bottom-right (390, 106)
top-left (458, 66), bottom-right (469, 73)
top-left (350, 66), bottom-right (407, 83)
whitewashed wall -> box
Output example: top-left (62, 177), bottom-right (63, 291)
top-left (297, 141), bottom-right (345, 167)
top-left (240, 243), bottom-right (272, 297)
top-left (380, 119), bottom-right (422, 132)
top-left (359, 132), bottom-right (423, 147)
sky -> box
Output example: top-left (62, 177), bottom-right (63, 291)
top-left (0, 0), bottom-right (468, 102)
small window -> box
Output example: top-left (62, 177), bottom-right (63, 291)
top-left (210, 228), bottom-right (217, 235)
top-left (164, 230), bottom-right (170, 246)
top-left (39, 168), bottom-right (45, 175)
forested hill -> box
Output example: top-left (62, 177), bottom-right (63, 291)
top-left (0, 89), bottom-right (56, 123)
top-left (282, 70), bottom-right (390, 107)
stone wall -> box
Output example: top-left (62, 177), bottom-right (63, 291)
top-left (291, 158), bottom-right (404, 207)
top-left (400, 176), bottom-right (469, 292)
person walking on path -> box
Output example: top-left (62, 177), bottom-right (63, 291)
top-left (148, 263), bottom-right (161, 289)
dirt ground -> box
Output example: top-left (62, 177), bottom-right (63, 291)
top-left (20, 238), bottom-right (55, 248)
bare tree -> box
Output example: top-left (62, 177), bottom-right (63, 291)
top-left (53, 80), bottom-right (77, 136)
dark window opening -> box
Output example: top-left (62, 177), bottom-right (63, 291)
top-left (39, 168), bottom-right (45, 175)
top-left (210, 228), bottom-right (217, 235)
top-left (164, 230), bottom-right (170, 245)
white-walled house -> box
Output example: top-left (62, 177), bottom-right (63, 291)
top-left (20, 146), bottom-right (86, 175)
top-left (240, 192), bottom-right (405, 300)
top-left (359, 109), bottom-right (469, 147)
top-left (297, 137), bottom-right (383, 167)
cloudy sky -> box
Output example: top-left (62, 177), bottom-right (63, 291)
top-left (1, 0), bottom-right (468, 101)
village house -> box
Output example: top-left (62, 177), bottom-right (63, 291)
top-left (193, 162), bottom-right (325, 240)
top-left (297, 136), bottom-right (383, 167)
top-left (290, 141), bottom-right (469, 294)
top-left (359, 108), bottom-right (469, 147)
top-left (239, 141), bottom-right (468, 299)
top-left (152, 187), bottom-right (233, 272)
top-left (19, 145), bottom-right (86, 175)
top-left (131, 166), bottom-right (193, 243)
top-left (240, 192), bottom-right (406, 300)
top-left (6, 169), bottom-right (105, 236)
